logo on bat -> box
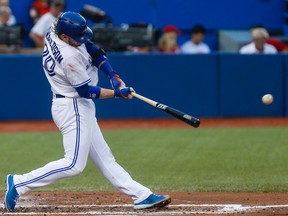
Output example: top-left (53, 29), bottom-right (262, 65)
top-left (156, 103), bottom-right (167, 110)
top-left (183, 115), bottom-right (192, 120)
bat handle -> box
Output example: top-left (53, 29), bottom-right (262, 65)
top-left (131, 92), bottom-right (158, 107)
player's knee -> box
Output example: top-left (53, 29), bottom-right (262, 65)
top-left (63, 160), bottom-right (86, 176)
top-left (68, 165), bottom-right (85, 176)
top-left (62, 156), bottom-right (87, 176)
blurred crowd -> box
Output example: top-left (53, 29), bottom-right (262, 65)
top-left (0, 0), bottom-right (287, 54)
top-left (0, 0), bottom-right (65, 52)
top-left (29, 0), bottom-right (65, 48)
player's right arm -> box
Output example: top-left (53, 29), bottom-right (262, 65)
top-left (75, 84), bottom-right (134, 99)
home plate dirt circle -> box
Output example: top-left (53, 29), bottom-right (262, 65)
top-left (1, 192), bottom-right (288, 216)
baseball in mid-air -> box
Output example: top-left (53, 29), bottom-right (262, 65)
top-left (262, 94), bottom-right (273, 105)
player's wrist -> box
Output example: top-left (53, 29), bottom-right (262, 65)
top-left (114, 89), bottom-right (120, 98)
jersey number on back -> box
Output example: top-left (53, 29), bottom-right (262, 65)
top-left (43, 44), bottom-right (56, 76)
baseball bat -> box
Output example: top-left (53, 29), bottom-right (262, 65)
top-left (131, 92), bottom-right (200, 128)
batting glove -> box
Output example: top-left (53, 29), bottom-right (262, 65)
top-left (109, 71), bottom-right (126, 90)
top-left (114, 87), bottom-right (134, 99)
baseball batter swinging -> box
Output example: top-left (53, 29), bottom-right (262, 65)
top-left (4, 11), bottom-right (171, 211)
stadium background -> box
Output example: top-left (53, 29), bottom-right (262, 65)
top-left (1, 2), bottom-right (288, 215)
top-left (1, 0), bottom-right (287, 120)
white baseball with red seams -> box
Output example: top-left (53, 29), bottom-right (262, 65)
top-left (262, 94), bottom-right (273, 105)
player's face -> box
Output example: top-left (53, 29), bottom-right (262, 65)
top-left (67, 37), bottom-right (81, 47)
top-left (59, 34), bottom-right (81, 47)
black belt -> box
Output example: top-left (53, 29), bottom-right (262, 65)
top-left (55, 94), bottom-right (65, 98)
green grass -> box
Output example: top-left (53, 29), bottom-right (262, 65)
top-left (0, 127), bottom-right (287, 192)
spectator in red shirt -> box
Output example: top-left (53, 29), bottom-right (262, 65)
top-left (266, 37), bottom-right (288, 53)
top-left (29, 0), bottom-right (50, 24)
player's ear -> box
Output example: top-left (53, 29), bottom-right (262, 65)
top-left (59, 34), bottom-right (69, 41)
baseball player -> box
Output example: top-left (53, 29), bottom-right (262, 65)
top-left (4, 11), bottom-right (171, 211)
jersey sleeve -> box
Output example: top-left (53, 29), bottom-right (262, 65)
top-left (63, 54), bottom-right (91, 88)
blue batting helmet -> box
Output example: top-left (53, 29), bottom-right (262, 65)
top-left (56, 11), bottom-right (93, 44)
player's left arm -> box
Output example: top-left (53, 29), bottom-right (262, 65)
top-left (85, 41), bottom-right (126, 90)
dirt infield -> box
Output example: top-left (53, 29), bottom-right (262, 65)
top-left (0, 192), bottom-right (288, 216)
top-left (0, 117), bottom-right (287, 215)
top-left (1, 191), bottom-right (288, 215)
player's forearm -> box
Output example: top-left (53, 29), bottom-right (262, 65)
top-left (75, 84), bottom-right (115, 99)
top-left (99, 88), bottom-right (116, 99)
top-left (75, 84), bottom-right (132, 99)
top-left (86, 87), bottom-right (132, 99)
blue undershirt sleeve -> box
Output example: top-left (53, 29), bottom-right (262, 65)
top-left (75, 83), bottom-right (101, 99)
top-left (84, 41), bottom-right (115, 77)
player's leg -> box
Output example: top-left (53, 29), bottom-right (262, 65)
top-left (88, 120), bottom-right (152, 202)
top-left (13, 98), bottom-right (93, 193)
top-left (5, 98), bottom-right (93, 211)
top-left (12, 133), bottom-right (89, 195)
top-left (88, 119), bottom-right (171, 209)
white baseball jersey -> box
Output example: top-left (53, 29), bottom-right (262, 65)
top-left (43, 27), bottom-right (98, 97)
top-left (239, 42), bottom-right (277, 54)
top-left (181, 41), bottom-right (210, 54)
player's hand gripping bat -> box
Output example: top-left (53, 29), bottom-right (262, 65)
top-left (130, 92), bottom-right (200, 128)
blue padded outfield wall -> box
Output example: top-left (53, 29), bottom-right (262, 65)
top-left (0, 54), bottom-right (287, 121)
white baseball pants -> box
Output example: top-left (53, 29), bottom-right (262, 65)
top-left (13, 97), bottom-right (151, 203)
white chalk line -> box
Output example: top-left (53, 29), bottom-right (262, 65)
top-left (1, 203), bottom-right (288, 215)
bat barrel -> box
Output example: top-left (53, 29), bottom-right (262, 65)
top-left (165, 106), bottom-right (200, 128)
top-left (131, 92), bottom-right (200, 128)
